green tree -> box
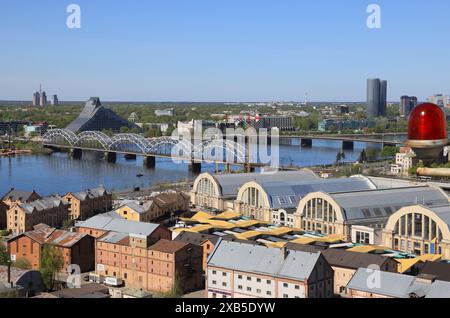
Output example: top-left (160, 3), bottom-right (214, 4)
top-left (358, 149), bottom-right (368, 163)
top-left (13, 258), bottom-right (32, 270)
top-left (120, 126), bottom-right (130, 134)
top-left (0, 240), bottom-right (9, 266)
top-left (40, 245), bottom-right (64, 291)
top-left (381, 146), bottom-right (399, 158)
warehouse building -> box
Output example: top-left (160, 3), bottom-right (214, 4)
top-left (191, 170), bottom-right (318, 212)
top-left (234, 176), bottom-right (376, 224)
top-left (383, 204), bottom-right (450, 260)
top-left (294, 186), bottom-right (449, 244)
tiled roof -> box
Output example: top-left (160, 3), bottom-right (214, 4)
top-left (1, 188), bottom-right (40, 203)
top-left (149, 239), bottom-right (188, 254)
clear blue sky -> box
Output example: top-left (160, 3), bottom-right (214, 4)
top-left (0, 0), bottom-right (449, 102)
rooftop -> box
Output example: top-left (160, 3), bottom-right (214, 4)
top-left (149, 239), bottom-right (188, 253)
top-left (207, 239), bottom-right (321, 281)
top-left (76, 214), bottom-right (161, 237)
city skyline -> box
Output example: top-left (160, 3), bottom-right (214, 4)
top-left (1, 0), bottom-right (450, 102)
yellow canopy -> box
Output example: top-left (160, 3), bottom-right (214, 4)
top-left (185, 224), bottom-right (214, 233)
top-left (234, 231), bottom-right (262, 240)
top-left (417, 254), bottom-right (442, 262)
top-left (265, 242), bottom-right (287, 249)
top-left (290, 237), bottom-right (317, 245)
top-left (347, 245), bottom-right (389, 253)
top-left (203, 219), bottom-right (236, 230)
top-left (234, 220), bottom-right (261, 228)
top-left (262, 227), bottom-right (293, 237)
top-left (315, 234), bottom-right (345, 243)
top-left (396, 258), bottom-right (421, 273)
top-left (214, 211), bottom-right (241, 220)
top-left (191, 211), bottom-right (214, 222)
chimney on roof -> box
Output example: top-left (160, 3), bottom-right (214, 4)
top-left (281, 246), bottom-right (289, 260)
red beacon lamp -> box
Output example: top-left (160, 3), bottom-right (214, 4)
top-left (406, 103), bottom-right (449, 161)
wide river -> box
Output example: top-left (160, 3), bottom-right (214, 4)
top-left (0, 140), bottom-right (381, 196)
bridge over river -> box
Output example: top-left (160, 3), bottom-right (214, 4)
top-left (42, 129), bottom-right (266, 173)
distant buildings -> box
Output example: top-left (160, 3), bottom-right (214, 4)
top-left (32, 91), bottom-right (40, 107)
top-left (400, 96), bottom-right (418, 117)
top-left (206, 240), bottom-right (334, 298)
top-left (7, 224), bottom-right (95, 272)
top-left (318, 119), bottom-right (375, 132)
top-left (155, 108), bottom-right (175, 117)
top-left (66, 97), bottom-right (141, 133)
top-left (235, 115), bottom-right (294, 132)
top-left (367, 78), bottom-right (388, 118)
top-left (24, 122), bottom-right (49, 136)
top-left (390, 147), bottom-right (416, 176)
top-left (39, 91), bottom-right (47, 107)
top-left (428, 94), bottom-right (450, 108)
top-left (51, 95), bottom-right (59, 106)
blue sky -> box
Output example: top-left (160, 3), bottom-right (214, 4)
top-left (0, 0), bottom-right (449, 102)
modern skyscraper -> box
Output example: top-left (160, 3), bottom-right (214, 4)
top-left (40, 91), bottom-right (47, 107)
top-left (400, 96), bottom-right (418, 117)
top-left (51, 94), bottom-right (59, 106)
top-left (379, 80), bottom-right (387, 116)
top-left (367, 78), bottom-right (388, 118)
top-left (32, 91), bottom-right (40, 106)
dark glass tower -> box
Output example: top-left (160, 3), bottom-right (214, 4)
top-left (367, 78), bottom-right (387, 118)
top-left (367, 78), bottom-right (381, 118)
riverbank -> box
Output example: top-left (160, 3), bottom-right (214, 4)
top-left (0, 149), bottom-right (32, 157)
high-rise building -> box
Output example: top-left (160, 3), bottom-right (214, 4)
top-left (379, 80), bottom-right (387, 116)
top-left (367, 78), bottom-right (388, 118)
top-left (51, 94), bottom-right (59, 106)
top-left (400, 96), bottom-right (418, 117)
top-left (39, 91), bottom-right (47, 107)
top-left (428, 94), bottom-right (448, 108)
top-left (32, 91), bottom-right (40, 106)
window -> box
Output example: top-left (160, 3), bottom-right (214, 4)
top-left (247, 287), bottom-right (251, 292)
top-left (222, 282), bottom-right (227, 287)
top-left (212, 280), bottom-right (217, 285)
top-left (222, 272), bottom-right (227, 277)
top-left (267, 291), bottom-right (272, 296)
top-left (238, 275), bottom-right (243, 279)
top-left (238, 285), bottom-right (243, 290)
top-left (283, 294), bottom-right (289, 298)
top-left (295, 285), bottom-right (300, 290)
top-left (256, 278), bottom-right (261, 283)
top-left (257, 289), bottom-right (261, 294)
top-left (212, 270), bottom-right (217, 275)
top-left (283, 283), bottom-right (288, 288)
top-left (247, 277), bottom-right (251, 281)
top-left (267, 280), bottom-right (271, 285)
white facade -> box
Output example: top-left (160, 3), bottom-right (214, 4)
top-left (207, 267), bottom-right (309, 298)
top-left (271, 209), bottom-right (295, 228)
top-left (391, 152), bottom-right (414, 176)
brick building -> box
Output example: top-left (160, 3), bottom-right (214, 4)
top-left (1, 189), bottom-right (41, 230)
top-left (7, 224), bottom-right (95, 272)
top-left (7, 196), bottom-right (70, 235)
top-left (63, 186), bottom-right (112, 221)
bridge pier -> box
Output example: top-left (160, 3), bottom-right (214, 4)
top-left (144, 156), bottom-right (156, 169)
top-left (301, 138), bottom-right (313, 148)
top-left (188, 161), bottom-right (202, 174)
top-left (246, 164), bottom-right (256, 173)
top-left (342, 141), bottom-right (354, 150)
top-left (71, 148), bottom-right (82, 159)
top-left (105, 152), bottom-right (117, 163)
top-left (124, 154), bottom-right (137, 160)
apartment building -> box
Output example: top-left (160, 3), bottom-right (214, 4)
top-left (6, 196), bottom-right (70, 235)
top-left (63, 186), bottom-right (112, 221)
top-left (206, 240), bottom-right (334, 298)
top-left (7, 224), bottom-right (95, 272)
top-left (1, 189), bottom-right (41, 229)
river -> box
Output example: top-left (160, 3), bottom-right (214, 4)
top-left (0, 140), bottom-right (381, 196)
